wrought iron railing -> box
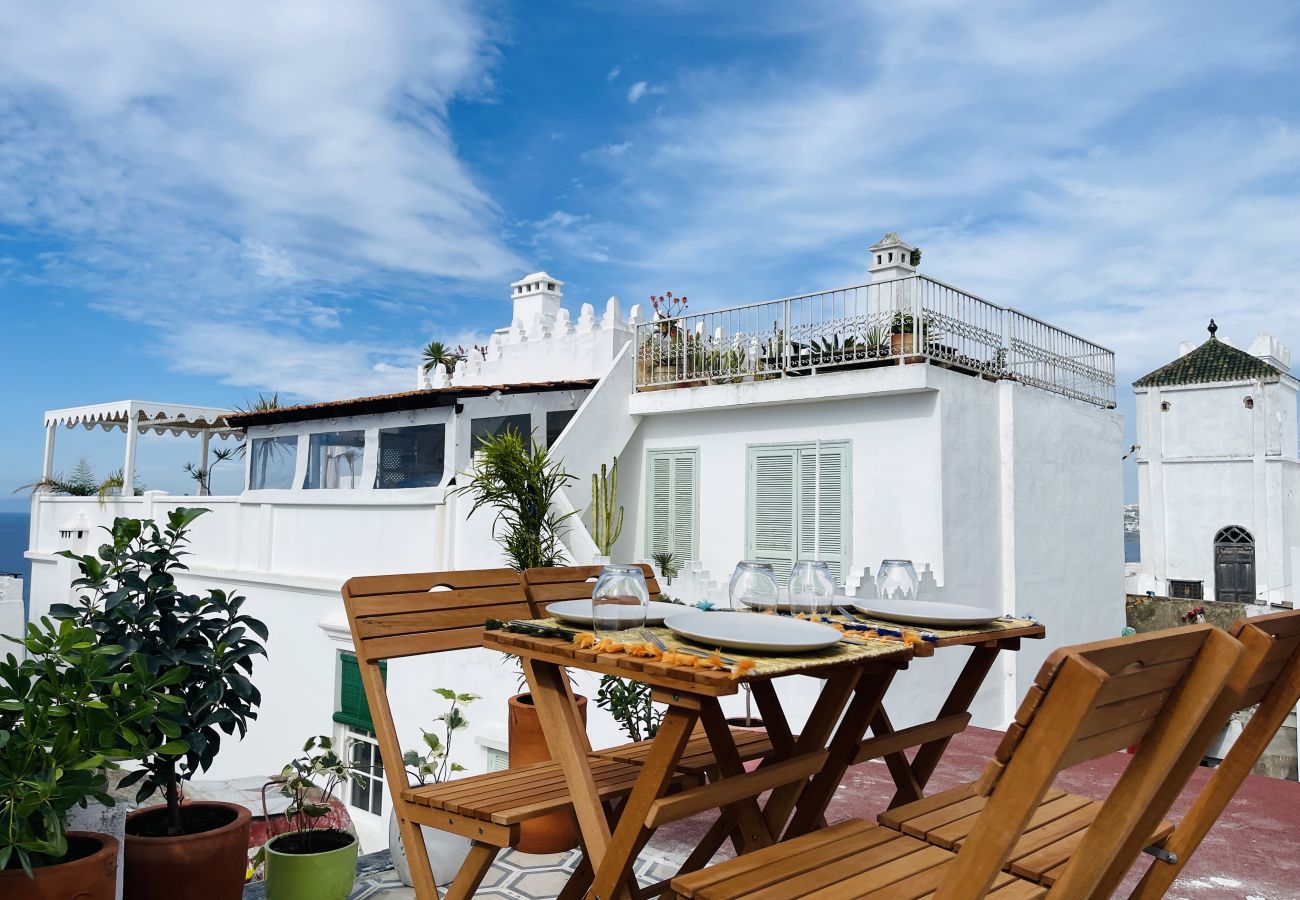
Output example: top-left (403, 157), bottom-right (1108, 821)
top-left (633, 275), bottom-right (1115, 408)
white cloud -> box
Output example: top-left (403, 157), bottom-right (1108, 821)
top-left (606, 65), bottom-right (621, 82)
top-left (626, 81), bottom-right (665, 104)
top-left (0, 0), bottom-right (521, 397)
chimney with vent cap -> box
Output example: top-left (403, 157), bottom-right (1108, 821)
top-left (868, 232), bottom-right (917, 282)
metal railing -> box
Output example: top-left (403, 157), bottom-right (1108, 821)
top-left (633, 275), bottom-right (1116, 408)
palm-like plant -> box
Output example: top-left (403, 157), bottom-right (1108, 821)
top-left (15, 458), bottom-right (143, 505)
top-left (455, 429), bottom-right (576, 571)
top-left (421, 341), bottom-right (464, 374)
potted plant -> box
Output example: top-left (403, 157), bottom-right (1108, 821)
top-left (456, 428), bottom-right (588, 852)
top-left (260, 737), bottom-right (358, 900)
top-left (596, 675), bottom-right (663, 743)
top-left (889, 311), bottom-right (929, 357)
top-left (389, 689), bottom-right (479, 888)
top-left (52, 509), bottom-right (268, 900)
top-left (0, 618), bottom-right (174, 899)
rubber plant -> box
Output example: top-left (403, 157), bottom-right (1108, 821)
top-left (0, 617), bottom-right (174, 876)
top-left (595, 675), bottom-right (662, 742)
top-left (51, 508), bottom-right (269, 836)
top-left (590, 457), bottom-right (624, 557)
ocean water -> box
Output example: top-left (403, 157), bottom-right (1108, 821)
top-left (0, 512), bottom-right (31, 616)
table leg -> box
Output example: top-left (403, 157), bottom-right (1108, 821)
top-left (748, 681), bottom-right (795, 757)
top-left (871, 707), bottom-right (926, 804)
top-left (589, 696), bottom-right (701, 900)
top-left (783, 665), bottom-right (898, 839)
top-left (521, 658), bottom-right (612, 865)
top-left (889, 643), bottom-right (1001, 807)
top-left (761, 666), bottom-right (863, 836)
top-left (698, 698), bottom-right (776, 853)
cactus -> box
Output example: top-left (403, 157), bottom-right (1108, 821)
top-left (590, 457), bottom-right (624, 556)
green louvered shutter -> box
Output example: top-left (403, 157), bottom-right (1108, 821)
top-left (747, 446), bottom-right (799, 581)
top-left (798, 443), bottom-right (850, 584)
top-left (645, 449), bottom-right (699, 562)
top-left (334, 653), bottom-right (386, 732)
top-left (748, 442), bottom-right (851, 584)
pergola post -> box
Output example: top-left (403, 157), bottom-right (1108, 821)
top-left (42, 424), bottom-right (56, 481)
top-left (122, 404), bottom-right (139, 498)
top-left (199, 430), bottom-right (211, 496)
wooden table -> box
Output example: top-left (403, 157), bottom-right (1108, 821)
top-left (482, 616), bottom-right (1044, 900)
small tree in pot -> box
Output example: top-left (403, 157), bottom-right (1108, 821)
top-left (0, 618), bottom-right (174, 899)
top-left (52, 508), bottom-right (268, 900)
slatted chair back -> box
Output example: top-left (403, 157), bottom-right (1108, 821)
top-left (521, 563), bottom-right (662, 610)
top-left (935, 624), bottom-right (1243, 900)
top-left (1126, 608), bottom-right (1300, 899)
top-left (341, 568), bottom-right (533, 899)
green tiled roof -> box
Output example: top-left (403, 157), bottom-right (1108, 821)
top-left (1134, 338), bottom-right (1283, 388)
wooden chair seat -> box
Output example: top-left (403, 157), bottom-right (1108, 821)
top-left (598, 726), bottom-right (775, 776)
top-left (878, 783), bottom-right (1173, 886)
top-left (403, 754), bottom-right (687, 826)
top-left (670, 818), bottom-right (1047, 899)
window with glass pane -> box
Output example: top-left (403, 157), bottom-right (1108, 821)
top-left (375, 424), bottom-right (444, 488)
top-left (344, 727), bottom-right (384, 816)
top-left (248, 436), bottom-right (298, 490)
top-left (745, 442), bottom-right (850, 583)
top-left (303, 431), bottom-right (365, 489)
top-left (469, 414), bottom-right (532, 453)
top-left (545, 409), bottom-right (576, 447)
top-left (645, 449), bottom-right (699, 563)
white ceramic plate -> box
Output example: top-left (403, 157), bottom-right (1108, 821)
top-left (852, 598), bottom-right (998, 627)
top-left (664, 611), bottom-right (842, 653)
top-left (545, 599), bottom-right (685, 627)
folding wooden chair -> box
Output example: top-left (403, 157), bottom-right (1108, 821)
top-left (669, 624), bottom-right (1243, 899)
top-left (342, 568), bottom-right (691, 900)
top-left (879, 609), bottom-right (1300, 896)
top-left (522, 565), bottom-right (776, 777)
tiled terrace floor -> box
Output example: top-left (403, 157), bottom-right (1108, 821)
top-left (247, 726), bottom-right (1300, 899)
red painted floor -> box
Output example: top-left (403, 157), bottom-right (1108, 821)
top-left (649, 727), bottom-right (1300, 899)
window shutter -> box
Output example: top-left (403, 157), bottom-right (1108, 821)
top-left (646, 449), bottom-right (699, 562)
top-left (798, 444), bottom-right (849, 584)
top-left (334, 653), bottom-right (386, 733)
top-left (672, 452), bottom-right (698, 562)
top-left (747, 447), bottom-right (799, 581)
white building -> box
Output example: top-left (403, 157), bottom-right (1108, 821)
top-left (24, 235), bottom-right (1125, 849)
top-left (1128, 322), bottom-right (1300, 606)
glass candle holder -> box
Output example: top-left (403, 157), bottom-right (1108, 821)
top-left (790, 560), bottom-right (836, 615)
top-left (592, 565), bottom-right (650, 640)
top-left (728, 561), bottom-right (778, 611)
top-left (876, 559), bottom-right (919, 602)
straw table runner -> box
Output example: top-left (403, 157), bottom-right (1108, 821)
top-left (484, 618), bottom-right (914, 694)
top-left (829, 613), bottom-right (1045, 647)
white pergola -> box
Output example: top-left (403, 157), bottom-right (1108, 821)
top-left (42, 401), bottom-right (242, 497)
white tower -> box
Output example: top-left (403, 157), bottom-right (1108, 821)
top-left (1131, 320), bottom-right (1299, 606)
top-left (868, 232), bottom-right (917, 282)
top-left (510, 272), bottom-right (564, 325)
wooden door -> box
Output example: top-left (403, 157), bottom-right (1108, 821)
top-left (1214, 526), bottom-right (1256, 603)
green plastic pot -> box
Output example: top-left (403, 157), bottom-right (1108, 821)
top-left (263, 829), bottom-right (358, 900)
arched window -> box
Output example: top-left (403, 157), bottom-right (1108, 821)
top-left (1214, 526), bottom-right (1255, 603)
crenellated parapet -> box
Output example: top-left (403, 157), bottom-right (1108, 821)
top-left (416, 271), bottom-right (638, 388)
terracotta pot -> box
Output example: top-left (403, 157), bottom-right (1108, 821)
top-left (124, 801), bottom-right (252, 900)
top-left (0, 831), bottom-right (118, 900)
top-left (890, 332), bottom-right (917, 356)
top-left (509, 692), bottom-right (588, 853)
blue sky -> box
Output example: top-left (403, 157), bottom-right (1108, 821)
top-left (2, 0), bottom-right (1299, 509)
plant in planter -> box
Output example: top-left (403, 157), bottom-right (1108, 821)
top-left (590, 457), bottom-right (624, 559)
top-left (0, 617), bottom-right (174, 899)
top-left (889, 310), bottom-right (931, 356)
top-left (596, 675), bottom-right (663, 742)
top-left (389, 689), bottom-right (479, 888)
top-left (52, 508), bottom-right (268, 900)
top-left (652, 551), bottom-right (680, 586)
top-left (260, 736), bottom-right (358, 900)
top-left (456, 429), bottom-right (587, 852)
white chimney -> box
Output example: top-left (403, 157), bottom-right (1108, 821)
top-left (868, 232), bottom-right (917, 282)
top-left (1249, 333), bottom-right (1292, 373)
top-left (510, 271), bottom-right (563, 326)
